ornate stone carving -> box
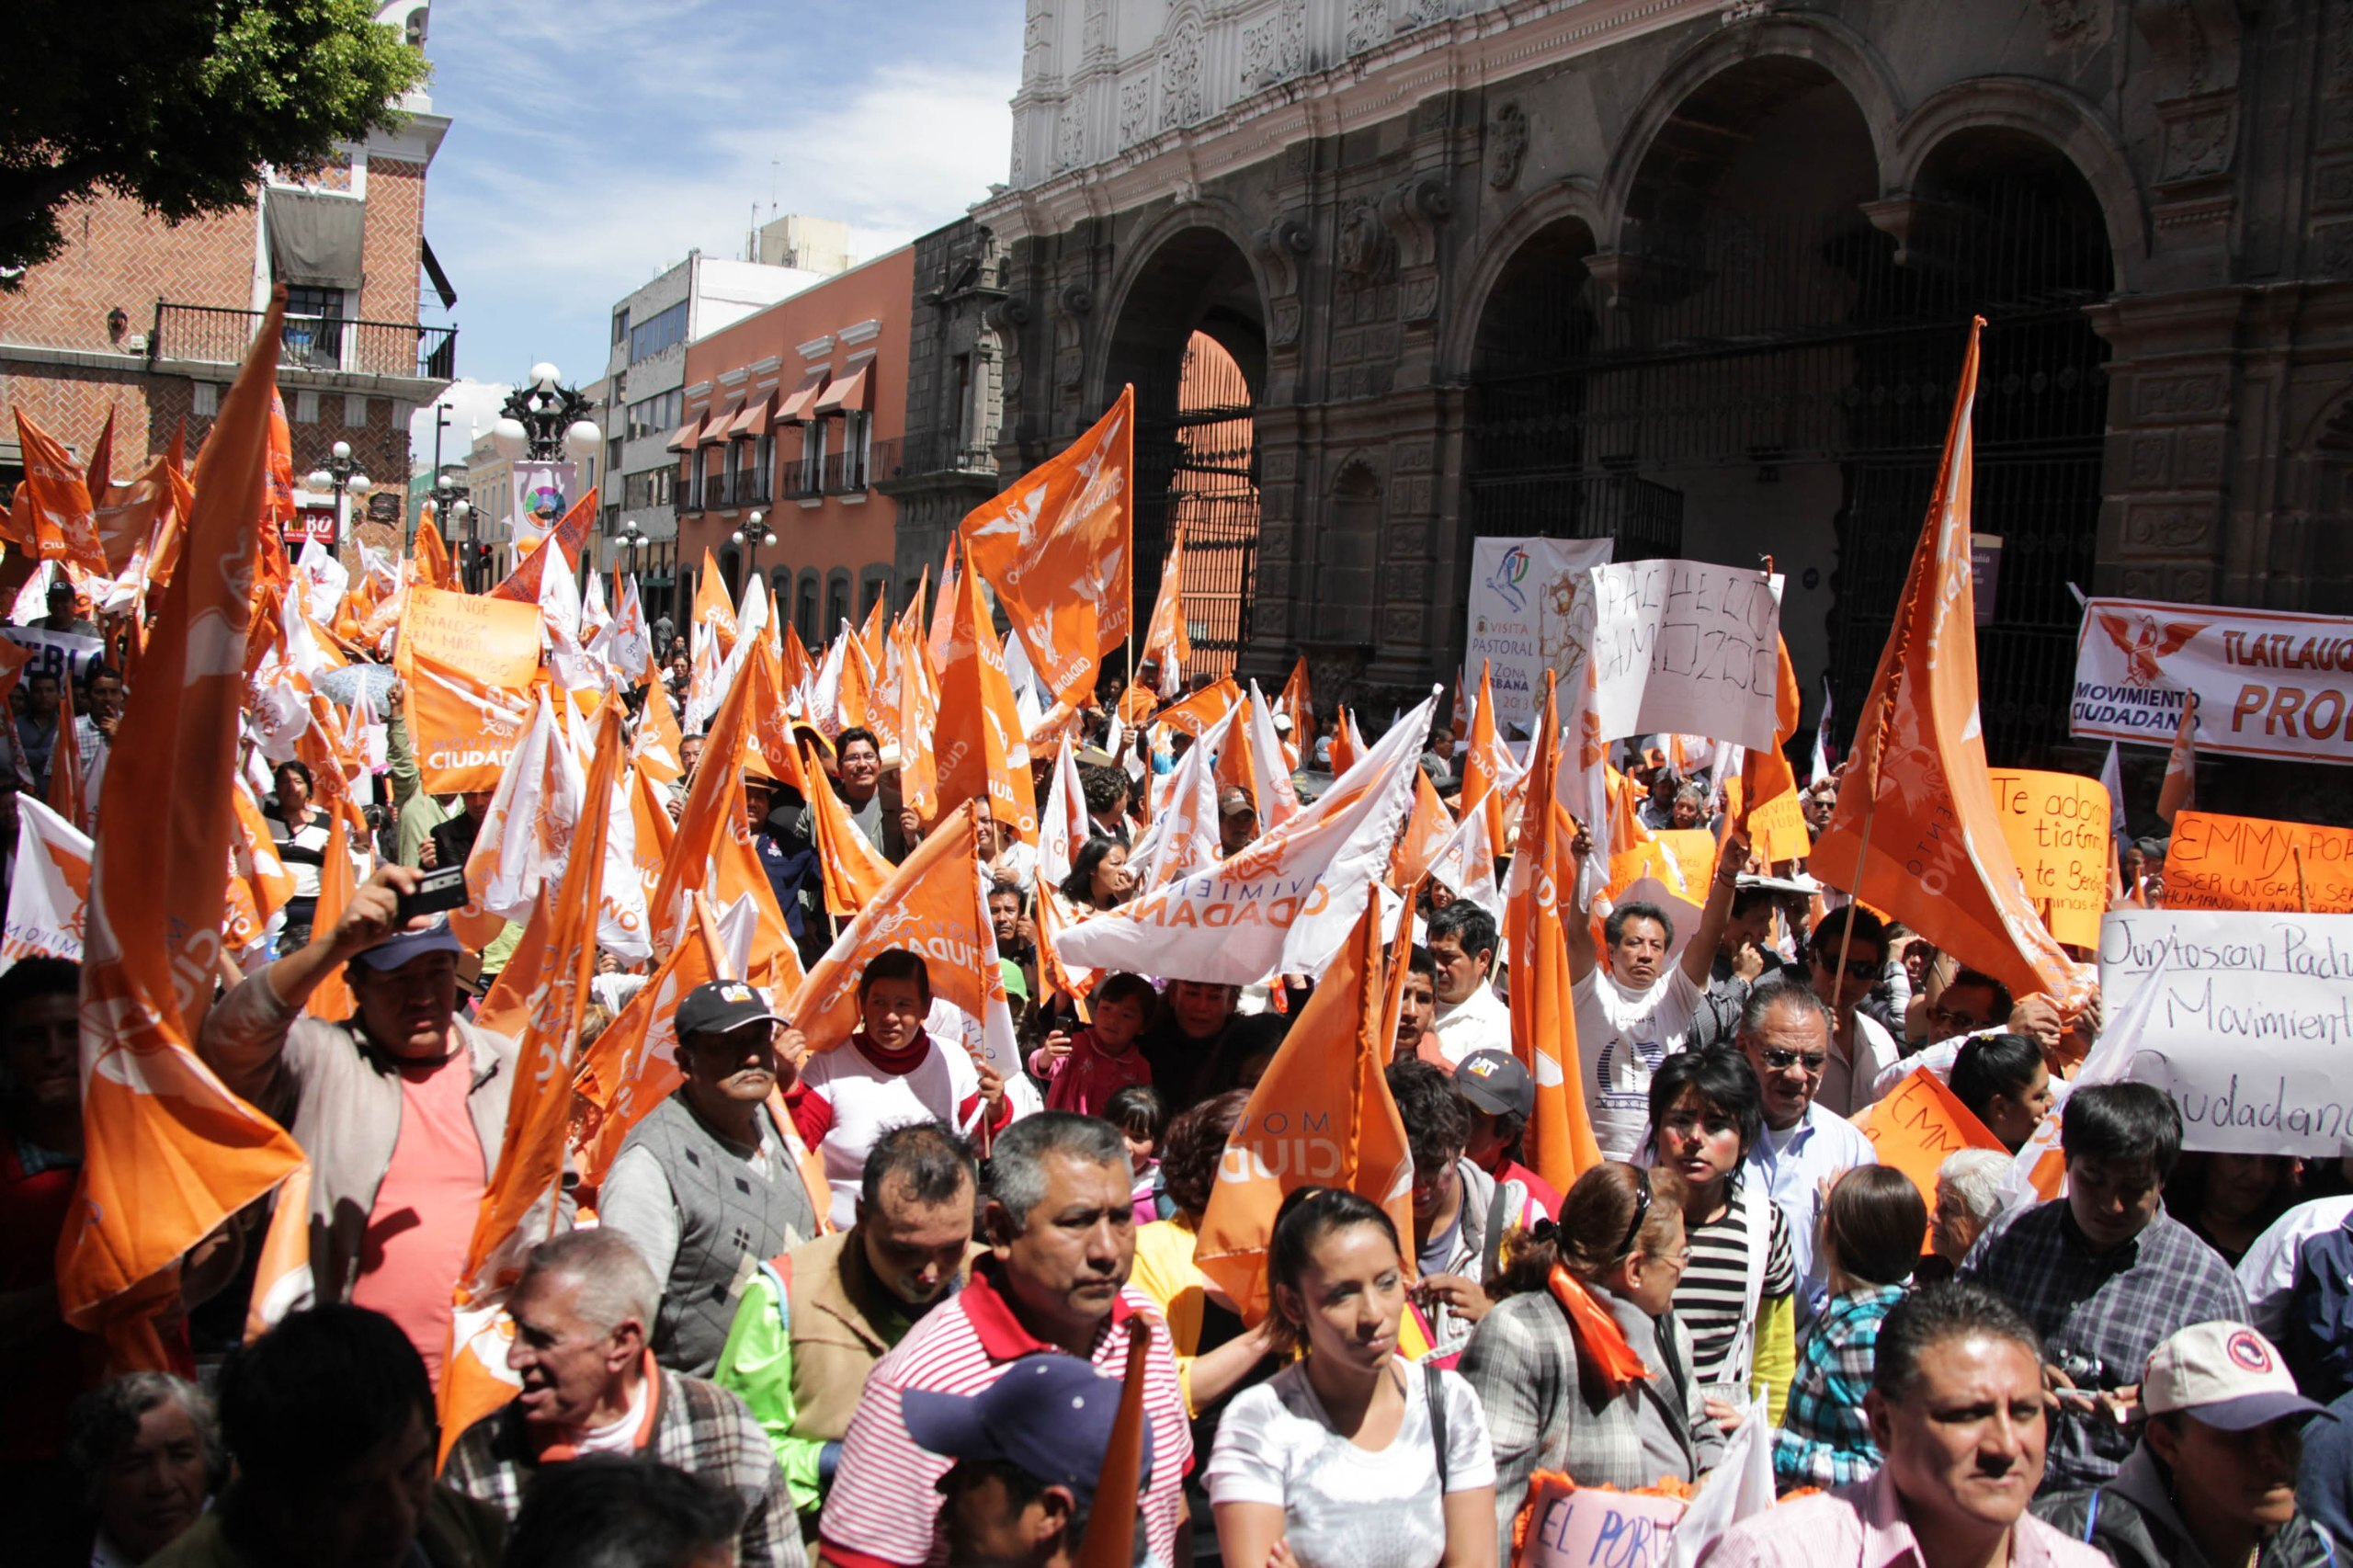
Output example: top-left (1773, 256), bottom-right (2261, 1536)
top-left (1347, 0), bottom-right (1390, 56)
top-left (1118, 76), bottom-right (1152, 147)
top-left (1241, 4), bottom-right (1304, 90)
top-left (1379, 176), bottom-right (1451, 271)
top-left (1336, 202), bottom-right (1392, 279)
top-left (1161, 14), bottom-right (1203, 130)
top-left (1256, 214), bottom-right (1311, 347)
top-left (2132, 0), bottom-right (2240, 99)
top-left (1055, 102), bottom-right (1085, 170)
top-left (1487, 100), bottom-right (1529, 189)
top-left (1082, 0), bottom-right (1108, 58)
top-left (1401, 0), bottom-right (1451, 28)
top-left (1023, 3), bottom-right (1055, 82)
top-left (2158, 92), bottom-right (2236, 183)
top-left (2040, 0), bottom-right (2100, 42)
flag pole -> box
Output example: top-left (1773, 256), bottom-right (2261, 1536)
top-left (2295, 846), bottom-right (2312, 914)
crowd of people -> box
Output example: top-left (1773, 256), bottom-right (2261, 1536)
top-left (10, 593), bottom-right (2353, 1568)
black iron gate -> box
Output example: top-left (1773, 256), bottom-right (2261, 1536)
top-left (1133, 331), bottom-right (1259, 678)
top-left (1465, 176), bottom-right (2111, 765)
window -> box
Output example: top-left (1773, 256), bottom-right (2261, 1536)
top-left (624, 388), bottom-right (684, 441)
top-left (861, 574), bottom-right (888, 619)
top-left (629, 301), bottom-right (688, 363)
top-left (826, 571), bottom-right (851, 632)
top-left (754, 433), bottom-right (773, 501)
top-left (282, 285), bottom-right (347, 369)
top-left (841, 411), bottom-right (873, 490)
top-left (796, 573), bottom-right (820, 646)
top-left (799, 421), bottom-right (826, 494)
top-left (613, 306), bottom-right (631, 345)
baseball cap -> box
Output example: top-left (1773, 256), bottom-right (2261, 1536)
top-left (1454, 1049), bottom-right (1534, 1119)
top-left (353, 922), bottom-right (464, 971)
top-left (904, 1356), bottom-right (1154, 1505)
top-left (2143, 1322), bottom-right (2335, 1430)
top-left (673, 980), bottom-right (784, 1040)
top-left (1218, 787), bottom-right (1256, 818)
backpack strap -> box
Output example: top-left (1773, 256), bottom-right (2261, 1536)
top-left (1425, 1361), bottom-right (1450, 1494)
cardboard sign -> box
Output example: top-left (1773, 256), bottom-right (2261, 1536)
top-left (398, 587), bottom-right (541, 687)
top-left (2073, 596), bottom-right (2353, 765)
top-left (1464, 536), bottom-right (1618, 739)
top-left (2164, 811), bottom-right (2353, 915)
top-left (1852, 1067), bottom-right (2007, 1225)
top-left (1985, 768), bottom-right (2111, 947)
top-left (1519, 1479), bottom-right (1687, 1568)
top-left (1587, 562), bottom-right (1784, 751)
top-left (2099, 909), bottom-right (2353, 1155)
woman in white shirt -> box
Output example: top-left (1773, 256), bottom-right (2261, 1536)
top-left (1206, 1187), bottom-right (1497, 1568)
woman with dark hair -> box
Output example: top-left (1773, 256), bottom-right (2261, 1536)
top-left (2165, 1152), bottom-right (2301, 1268)
top-left (1207, 1187), bottom-right (1498, 1568)
top-left (1772, 1165), bottom-right (1927, 1489)
top-left (1131, 1090), bottom-right (1284, 1564)
top-left (1059, 835), bottom-right (1134, 913)
top-left (1948, 1033), bottom-right (2054, 1153)
top-left (1459, 1163), bottom-right (1721, 1534)
top-left (265, 759), bottom-right (329, 949)
top-left (1647, 1047), bottom-right (1798, 1427)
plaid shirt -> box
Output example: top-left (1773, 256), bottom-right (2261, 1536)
top-left (443, 1361), bottom-right (804, 1568)
top-left (1961, 1200), bottom-right (2248, 1492)
top-left (1773, 1284), bottom-right (1904, 1490)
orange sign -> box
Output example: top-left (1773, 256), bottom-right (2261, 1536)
top-left (1851, 1067), bottom-right (2006, 1230)
top-left (2165, 810), bottom-right (2353, 915)
top-left (1984, 768), bottom-right (2112, 948)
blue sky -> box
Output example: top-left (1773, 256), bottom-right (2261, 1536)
top-left (412, 0), bottom-right (1022, 429)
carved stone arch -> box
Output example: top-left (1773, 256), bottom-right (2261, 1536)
top-left (1440, 178), bottom-right (1605, 381)
top-left (1593, 12), bottom-right (1904, 249)
top-left (1092, 197), bottom-right (1276, 406)
top-left (1329, 451), bottom-right (1383, 494)
top-left (1888, 77), bottom-right (2146, 289)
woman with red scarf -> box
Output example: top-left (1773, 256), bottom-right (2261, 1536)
top-left (1457, 1162), bottom-right (1727, 1542)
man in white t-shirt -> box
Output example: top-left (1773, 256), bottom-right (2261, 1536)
top-left (1427, 901), bottom-right (1511, 1065)
top-left (1566, 820), bottom-right (1749, 1161)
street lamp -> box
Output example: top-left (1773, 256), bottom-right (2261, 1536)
top-left (492, 362), bottom-right (601, 462)
top-left (305, 438), bottom-right (371, 550)
top-left (732, 510), bottom-right (777, 591)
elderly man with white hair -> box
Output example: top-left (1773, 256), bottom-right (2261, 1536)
top-left (1922, 1148), bottom-right (2012, 1284)
top-left (442, 1229), bottom-right (803, 1568)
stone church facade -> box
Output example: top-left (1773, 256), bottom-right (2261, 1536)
top-left (970, 0), bottom-right (2353, 799)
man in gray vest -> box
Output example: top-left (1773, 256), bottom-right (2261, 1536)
top-left (602, 980), bottom-right (823, 1375)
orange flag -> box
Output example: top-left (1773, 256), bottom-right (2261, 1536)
top-left (647, 652), bottom-right (797, 980)
top-left (935, 541), bottom-right (1039, 843)
top-left (11, 409), bottom-right (109, 574)
top-left (1329, 706), bottom-right (1361, 777)
top-left (487, 487), bottom-right (599, 604)
top-left (1136, 526), bottom-right (1192, 699)
top-left (1278, 656), bottom-right (1313, 741)
top-left (959, 387), bottom-right (1133, 706)
top-left (2157, 694), bottom-right (2199, 824)
top-left (632, 676), bottom-right (688, 785)
top-left (1155, 676), bottom-right (1241, 739)
top-left (1390, 769), bottom-right (1453, 892)
top-left (1074, 1324), bottom-right (1154, 1568)
top-left (57, 290), bottom-right (305, 1367)
top-left (802, 739), bottom-right (894, 918)
top-left (572, 895), bottom-right (727, 1190)
top-left (301, 817), bottom-right (360, 1023)
top-left (1193, 887), bottom-right (1417, 1324)
top-left (48, 676), bottom-right (85, 831)
top-left (1808, 321), bottom-right (2091, 1008)
top-left (1506, 674), bottom-right (1604, 1194)
top-left (1461, 661), bottom-right (1510, 854)
top-left (440, 699), bottom-right (626, 1457)
top-left (264, 389), bottom-right (296, 542)
top-left (411, 513), bottom-right (462, 591)
top-left (222, 781), bottom-right (297, 954)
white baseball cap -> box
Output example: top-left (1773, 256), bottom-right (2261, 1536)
top-left (2143, 1322), bottom-right (2333, 1430)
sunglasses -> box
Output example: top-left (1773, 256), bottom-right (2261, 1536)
top-left (1813, 952), bottom-right (1880, 983)
top-left (1758, 1047), bottom-right (1829, 1074)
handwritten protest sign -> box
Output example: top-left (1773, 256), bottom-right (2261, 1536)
top-left (398, 587), bottom-right (541, 686)
top-left (2165, 811), bottom-right (2353, 915)
top-left (1519, 1477), bottom-right (1687, 1568)
top-left (2098, 909), bottom-right (2353, 1155)
top-left (1853, 1068), bottom-right (2006, 1226)
top-left (1586, 562), bottom-right (1782, 750)
top-left (1985, 769), bottom-right (2110, 947)
top-left (1747, 789), bottom-right (1811, 866)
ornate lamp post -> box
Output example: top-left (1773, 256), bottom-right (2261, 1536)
top-left (491, 362), bottom-right (602, 463)
top-left (731, 510), bottom-right (777, 596)
top-left (304, 439), bottom-right (371, 551)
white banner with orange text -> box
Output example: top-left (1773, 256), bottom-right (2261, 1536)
top-left (2073, 597), bottom-right (2353, 764)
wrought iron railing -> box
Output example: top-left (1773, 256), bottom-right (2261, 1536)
top-left (892, 433), bottom-right (997, 476)
top-left (152, 301), bottom-right (457, 381)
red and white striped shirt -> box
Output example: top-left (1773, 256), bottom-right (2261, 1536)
top-left (817, 1260), bottom-right (1192, 1568)
top-left (790, 1029), bottom-right (1012, 1230)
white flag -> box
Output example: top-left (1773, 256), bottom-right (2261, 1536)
top-left (1037, 735), bottom-right (1090, 892)
top-left (1665, 1398), bottom-right (1777, 1568)
top-left (1129, 701), bottom-right (1240, 895)
top-left (1, 796), bottom-right (90, 972)
top-left (1056, 693), bottom-right (1436, 984)
top-left (464, 692), bottom-right (587, 924)
top-left (1245, 680), bottom-right (1303, 831)
top-left (1427, 799), bottom-right (1501, 916)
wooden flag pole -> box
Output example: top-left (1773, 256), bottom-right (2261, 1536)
top-left (2296, 846), bottom-right (2313, 914)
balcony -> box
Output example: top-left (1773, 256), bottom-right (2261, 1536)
top-left (892, 433), bottom-right (997, 478)
top-left (153, 302), bottom-right (457, 381)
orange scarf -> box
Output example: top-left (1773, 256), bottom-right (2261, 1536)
top-left (1548, 1266), bottom-right (1653, 1396)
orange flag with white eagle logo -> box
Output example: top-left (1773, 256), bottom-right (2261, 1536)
top-left (934, 540), bottom-right (1039, 842)
top-left (56, 290), bottom-right (306, 1369)
top-left (958, 387), bottom-right (1133, 707)
top-left (1506, 672), bottom-right (1604, 1195)
top-left (438, 698), bottom-right (626, 1459)
top-left (1809, 320), bottom-right (2091, 1007)
top-left (12, 408), bottom-right (110, 575)
top-left (1193, 885), bottom-right (1416, 1324)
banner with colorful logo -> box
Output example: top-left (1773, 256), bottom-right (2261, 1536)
top-left (1463, 536), bottom-right (1615, 741)
top-left (2072, 597), bottom-right (2353, 765)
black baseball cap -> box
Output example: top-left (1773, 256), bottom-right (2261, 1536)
top-left (904, 1356), bottom-right (1154, 1505)
top-left (672, 980), bottom-right (784, 1040)
top-left (1454, 1049), bottom-right (1535, 1119)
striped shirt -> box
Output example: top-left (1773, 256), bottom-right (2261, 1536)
top-left (817, 1259), bottom-right (1192, 1568)
top-left (1673, 1179), bottom-right (1795, 1389)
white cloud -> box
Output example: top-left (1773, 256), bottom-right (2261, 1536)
top-left (419, 3), bottom-right (1022, 389)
